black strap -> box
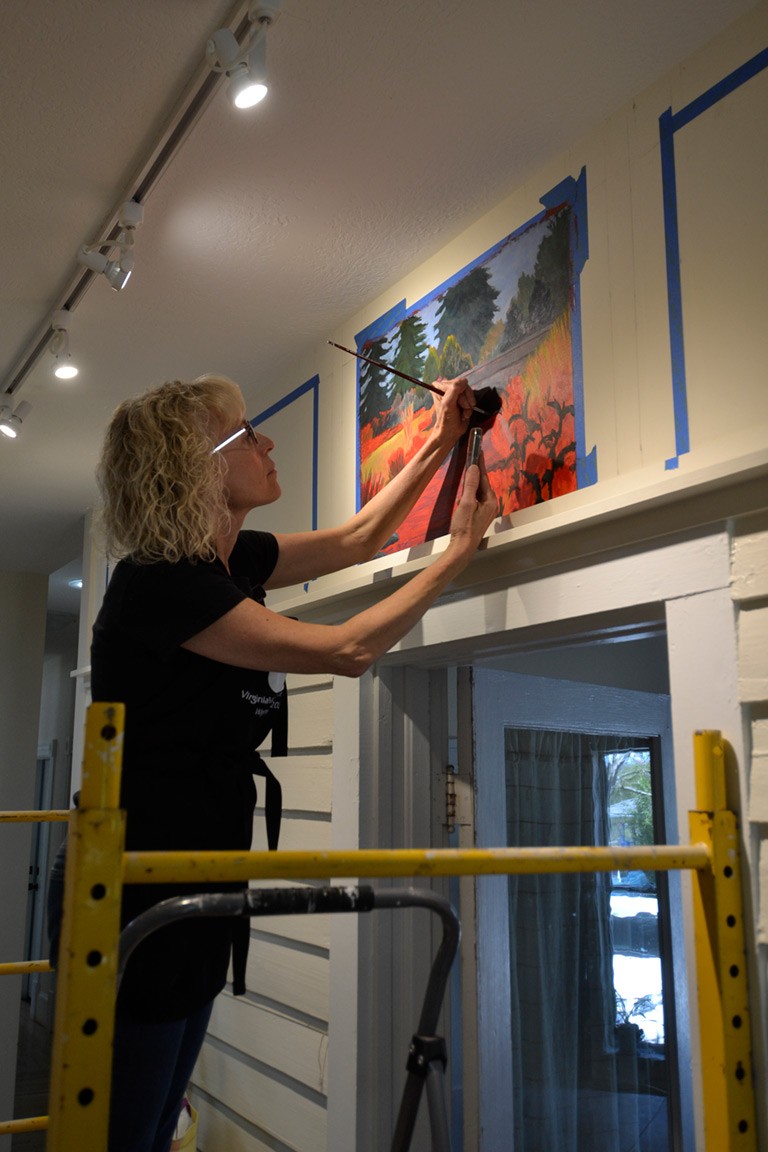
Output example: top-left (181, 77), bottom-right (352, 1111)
top-left (270, 684), bottom-right (288, 758)
top-left (232, 919), bottom-right (250, 996)
top-left (252, 758), bottom-right (283, 852)
top-left (232, 688), bottom-right (288, 995)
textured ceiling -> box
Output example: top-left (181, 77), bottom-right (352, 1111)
top-left (0, 0), bottom-right (760, 605)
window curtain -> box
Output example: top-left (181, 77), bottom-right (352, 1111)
top-left (504, 728), bottom-right (643, 1152)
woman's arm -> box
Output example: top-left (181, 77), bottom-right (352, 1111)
top-left (184, 459), bottom-right (497, 675)
top-left (266, 377), bottom-right (476, 589)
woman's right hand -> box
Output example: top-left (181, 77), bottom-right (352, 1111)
top-left (446, 453), bottom-right (498, 560)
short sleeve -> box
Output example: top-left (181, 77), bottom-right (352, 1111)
top-left (111, 559), bottom-right (249, 660)
top-left (231, 531), bottom-right (279, 585)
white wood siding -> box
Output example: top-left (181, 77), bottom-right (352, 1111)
top-left (192, 673), bottom-right (333, 1151)
top-left (194, 1043), bottom-right (326, 1152)
top-left (732, 517), bottom-right (768, 1135)
top-left (736, 523), bottom-right (768, 916)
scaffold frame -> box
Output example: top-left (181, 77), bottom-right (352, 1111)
top-left (0, 707), bottom-right (758, 1151)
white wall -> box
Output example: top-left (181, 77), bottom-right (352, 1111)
top-left (0, 570), bottom-right (47, 1140)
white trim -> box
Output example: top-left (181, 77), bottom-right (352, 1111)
top-left (272, 451), bottom-right (766, 618)
top-left (665, 583), bottom-right (753, 1150)
top-left (327, 675), bottom-right (362, 1152)
top-left (385, 529), bottom-right (731, 665)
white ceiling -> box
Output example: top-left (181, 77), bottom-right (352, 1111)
top-left (1, 0), bottom-right (759, 602)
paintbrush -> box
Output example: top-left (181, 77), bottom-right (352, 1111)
top-left (327, 340), bottom-right (497, 419)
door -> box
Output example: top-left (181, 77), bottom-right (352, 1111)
top-left (457, 668), bottom-right (693, 1152)
top-left (23, 742), bottom-right (56, 1017)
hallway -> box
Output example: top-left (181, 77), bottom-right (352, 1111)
top-left (12, 1000), bottom-right (50, 1152)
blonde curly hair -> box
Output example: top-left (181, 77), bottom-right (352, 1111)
top-left (97, 375), bottom-right (245, 563)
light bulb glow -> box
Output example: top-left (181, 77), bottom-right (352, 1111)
top-left (228, 38), bottom-right (268, 109)
top-left (234, 80), bottom-right (268, 108)
top-left (54, 358), bottom-right (78, 380)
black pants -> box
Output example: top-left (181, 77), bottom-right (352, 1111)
top-left (108, 999), bottom-right (213, 1152)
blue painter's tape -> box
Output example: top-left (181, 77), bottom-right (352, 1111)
top-left (660, 47), bottom-right (768, 469)
top-left (659, 108), bottom-right (689, 470)
top-left (251, 375), bottom-right (320, 570)
top-left (545, 167), bottom-right (596, 487)
top-left (540, 168), bottom-right (588, 276)
top-left (572, 167), bottom-right (589, 274)
top-left (670, 46), bottom-right (768, 133)
top-left (251, 374), bottom-right (319, 427)
top-left (354, 301), bottom-right (408, 349)
top-left (578, 445), bottom-right (598, 486)
top-left (541, 174), bottom-right (576, 210)
top-left (569, 237), bottom-right (597, 489)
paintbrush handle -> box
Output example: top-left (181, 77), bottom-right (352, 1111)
top-left (328, 341), bottom-right (445, 397)
top-left (328, 340), bottom-right (493, 418)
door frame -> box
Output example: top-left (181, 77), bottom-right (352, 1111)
top-left (327, 527), bottom-right (753, 1149)
top-left (460, 667), bottom-right (691, 1151)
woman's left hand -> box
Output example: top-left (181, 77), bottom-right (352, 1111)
top-left (430, 377), bottom-right (476, 445)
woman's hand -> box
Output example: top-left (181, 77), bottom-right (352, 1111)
top-left (270, 375), bottom-right (484, 585)
top-left (429, 377), bottom-right (476, 447)
top-left (446, 453), bottom-right (498, 559)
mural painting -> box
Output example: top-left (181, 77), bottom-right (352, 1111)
top-left (357, 186), bottom-right (587, 556)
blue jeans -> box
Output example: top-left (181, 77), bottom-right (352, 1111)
top-left (108, 999), bottom-right (213, 1152)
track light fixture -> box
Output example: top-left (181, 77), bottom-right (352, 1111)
top-left (77, 200), bottom-right (144, 291)
top-left (207, 1), bottom-right (281, 109)
top-left (0, 399), bottom-right (32, 439)
top-left (50, 309), bottom-right (79, 379)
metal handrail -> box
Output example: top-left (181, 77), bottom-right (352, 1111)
top-left (117, 884), bottom-right (461, 1151)
top-left (122, 842), bottom-right (712, 885)
top-left (0, 811), bottom-right (69, 822)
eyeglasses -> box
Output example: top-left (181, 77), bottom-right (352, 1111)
top-left (212, 419), bottom-right (259, 454)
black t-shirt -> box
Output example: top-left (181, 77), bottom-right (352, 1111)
top-left (91, 530), bottom-right (281, 1020)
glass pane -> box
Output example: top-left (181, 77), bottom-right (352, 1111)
top-left (504, 728), bottom-right (672, 1152)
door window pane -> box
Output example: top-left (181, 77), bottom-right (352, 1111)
top-left (504, 728), bottom-right (672, 1152)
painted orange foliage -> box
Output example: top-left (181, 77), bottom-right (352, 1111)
top-left (359, 315), bottom-right (576, 555)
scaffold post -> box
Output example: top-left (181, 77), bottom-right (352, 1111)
top-left (690, 729), bottom-right (757, 1152)
top-left (46, 703), bottom-right (126, 1152)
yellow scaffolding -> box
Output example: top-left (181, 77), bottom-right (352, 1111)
top-left (0, 705), bottom-right (759, 1150)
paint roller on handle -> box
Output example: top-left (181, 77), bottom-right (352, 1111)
top-left (327, 340), bottom-right (501, 427)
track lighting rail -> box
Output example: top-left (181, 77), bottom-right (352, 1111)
top-left (0, 0), bottom-right (256, 402)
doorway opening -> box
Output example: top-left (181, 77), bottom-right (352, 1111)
top-left (450, 636), bottom-right (693, 1152)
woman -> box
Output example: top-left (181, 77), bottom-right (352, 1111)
top-left (91, 372), bottom-right (496, 1152)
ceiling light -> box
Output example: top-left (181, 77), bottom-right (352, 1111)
top-left (206, 2), bottom-right (280, 110)
top-left (0, 400), bottom-right (32, 439)
top-left (77, 200), bottom-right (144, 291)
top-left (229, 37), bottom-right (268, 108)
top-left (50, 309), bottom-right (79, 380)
